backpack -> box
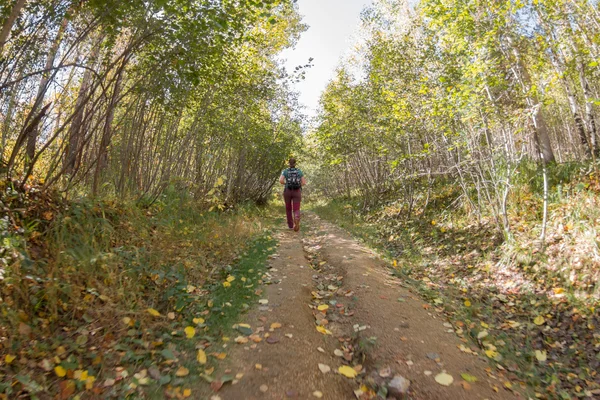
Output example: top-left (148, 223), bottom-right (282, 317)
top-left (285, 168), bottom-right (302, 190)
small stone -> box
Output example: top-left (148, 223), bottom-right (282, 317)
top-left (266, 336), bottom-right (280, 344)
top-left (312, 391), bottom-right (323, 398)
top-left (260, 384), bottom-right (269, 393)
top-left (426, 353), bottom-right (440, 360)
top-left (388, 375), bottom-right (410, 399)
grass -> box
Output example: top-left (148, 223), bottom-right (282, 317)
top-left (0, 180), bottom-right (281, 398)
top-left (309, 168), bottom-right (600, 399)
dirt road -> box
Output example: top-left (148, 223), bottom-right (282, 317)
top-left (218, 214), bottom-right (518, 400)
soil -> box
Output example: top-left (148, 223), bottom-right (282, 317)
top-left (217, 213), bottom-right (519, 400)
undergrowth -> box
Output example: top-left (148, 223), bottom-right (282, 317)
top-left (0, 180), bottom-right (278, 398)
top-left (310, 163), bottom-right (600, 399)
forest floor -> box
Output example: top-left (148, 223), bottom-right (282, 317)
top-left (211, 213), bottom-right (517, 400)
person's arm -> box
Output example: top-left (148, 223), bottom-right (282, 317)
top-left (279, 171), bottom-right (286, 185)
top-left (301, 176), bottom-right (307, 186)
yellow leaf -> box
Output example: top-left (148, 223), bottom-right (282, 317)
top-left (216, 353), bottom-right (226, 360)
top-left (270, 322), bottom-right (282, 329)
top-left (5, 354), bottom-right (16, 364)
top-left (535, 350), bottom-right (547, 362)
top-left (183, 388), bottom-right (192, 398)
top-left (184, 326), bottom-right (196, 339)
top-left (193, 318), bottom-right (205, 325)
top-left (197, 349), bottom-right (207, 365)
top-left (85, 376), bottom-right (96, 389)
top-left (80, 370), bottom-right (88, 381)
top-left (553, 288), bottom-right (564, 295)
top-left (485, 350), bottom-right (498, 359)
top-left (317, 305), bottom-right (329, 311)
top-left (222, 281), bottom-right (231, 288)
top-left (176, 366), bottom-right (189, 377)
top-left (464, 300), bottom-right (472, 307)
top-left (226, 275), bottom-right (235, 283)
top-left (146, 308), bottom-right (161, 317)
top-left (338, 365), bottom-right (358, 378)
top-left (393, 260), bottom-right (398, 267)
top-left (316, 326), bottom-right (332, 335)
top-left (534, 316), bottom-right (545, 325)
top-left (435, 372), bottom-right (454, 386)
top-left (54, 365), bottom-right (66, 377)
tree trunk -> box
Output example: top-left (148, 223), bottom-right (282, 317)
top-left (92, 61), bottom-right (125, 195)
top-left (0, 0), bottom-right (27, 55)
top-left (64, 44), bottom-right (100, 175)
top-left (25, 17), bottom-right (68, 166)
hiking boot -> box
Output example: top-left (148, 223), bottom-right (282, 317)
top-left (293, 217), bottom-right (300, 232)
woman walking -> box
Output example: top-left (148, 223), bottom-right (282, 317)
top-left (280, 158), bottom-right (306, 231)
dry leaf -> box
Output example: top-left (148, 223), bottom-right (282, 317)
top-left (147, 308), bottom-right (161, 317)
top-left (338, 365), bottom-right (358, 378)
top-left (197, 349), bottom-right (207, 365)
top-left (435, 372), bottom-right (454, 386)
top-left (184, 326), bottom-right (196, 339)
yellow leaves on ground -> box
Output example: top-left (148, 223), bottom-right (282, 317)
top-left (175, 366), bottom-right (189, 377)
top-left (5, 354), bottom-right (15, 364)
top-left (464, 300), bottom-right (472, 307)
top-left (338, 365), bottom-right (358, 378)
top-left (54, 365), bottom-right (66, 377)
top-left (183, 388), bottom-right (192, 398)
top-left (270, 322), bottom-right (282, 329)
top-left (316, 326), bottom-right (332, 335)
top-left (226, 275), bottom-right (236, 283)
top-left (193, 317), bottom-right (205, 325)
top-left (146, 308), bottom-right (161, 317)
top-left (197, 349), bottom-right (207, 365)
top-left (184, 326), bottom-right (195, 339)
top-left (222, 281), bottom-right (231, 288)
top-left (534, 315), bottom-right (545, 326)
top-left (435, 372), bottom-right (454, 386)
top-left (317, 305), bottom-right (329, 311)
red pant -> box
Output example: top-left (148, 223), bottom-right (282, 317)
top-left (283, 189), bottom-right (301, 228)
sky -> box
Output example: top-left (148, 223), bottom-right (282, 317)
top-left (280, 0), bottom-right (373, 120)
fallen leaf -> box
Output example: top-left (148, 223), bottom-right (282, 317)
top-left (270, 322), bottom-right (282, 329)
top-left (533, 316), bottom-right (545, 326)
top-left (258, 299), bottom-right (269, 305)
top-left (197, 349), bottom-right (207, 365)
top-left (54, 365), bottom-right (67, 377)
top-left (317, 305), bottom-right (329, 311)
top-left (535, 350), bottom-right (547, 362)
top-left (338, 365), bottom-right (358, 378)
top-left (185, 326), bottom-right (196, 339)
top-left (316, 326), bottom-right (332, 335)
top-left (183, 388), bottom-right (192, 398)
top-left (313, 391), bottom-right (323, 398)
top-left (176, 367), bottom-right (189, 377)
top-left (464, 300), bottom-right (472, 307)
top-left (461, 373), bottom-right (478, 382)
top-left (235, 336), bottom-right (249, 344)
top-left (5, 354), bottom-right (16, 364)
top-left (485, 350), bottom-right (498, 359)
top-left (193, 317), bottom-right (205, 325)
top-left (318, 364), bottom-right (331, 374)
top-left (222, 281), bottom-right (231, 288)
top-left (147, 308), bottom-right (161, 317)
top-left (435, 372), bottom-right (454, 386)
